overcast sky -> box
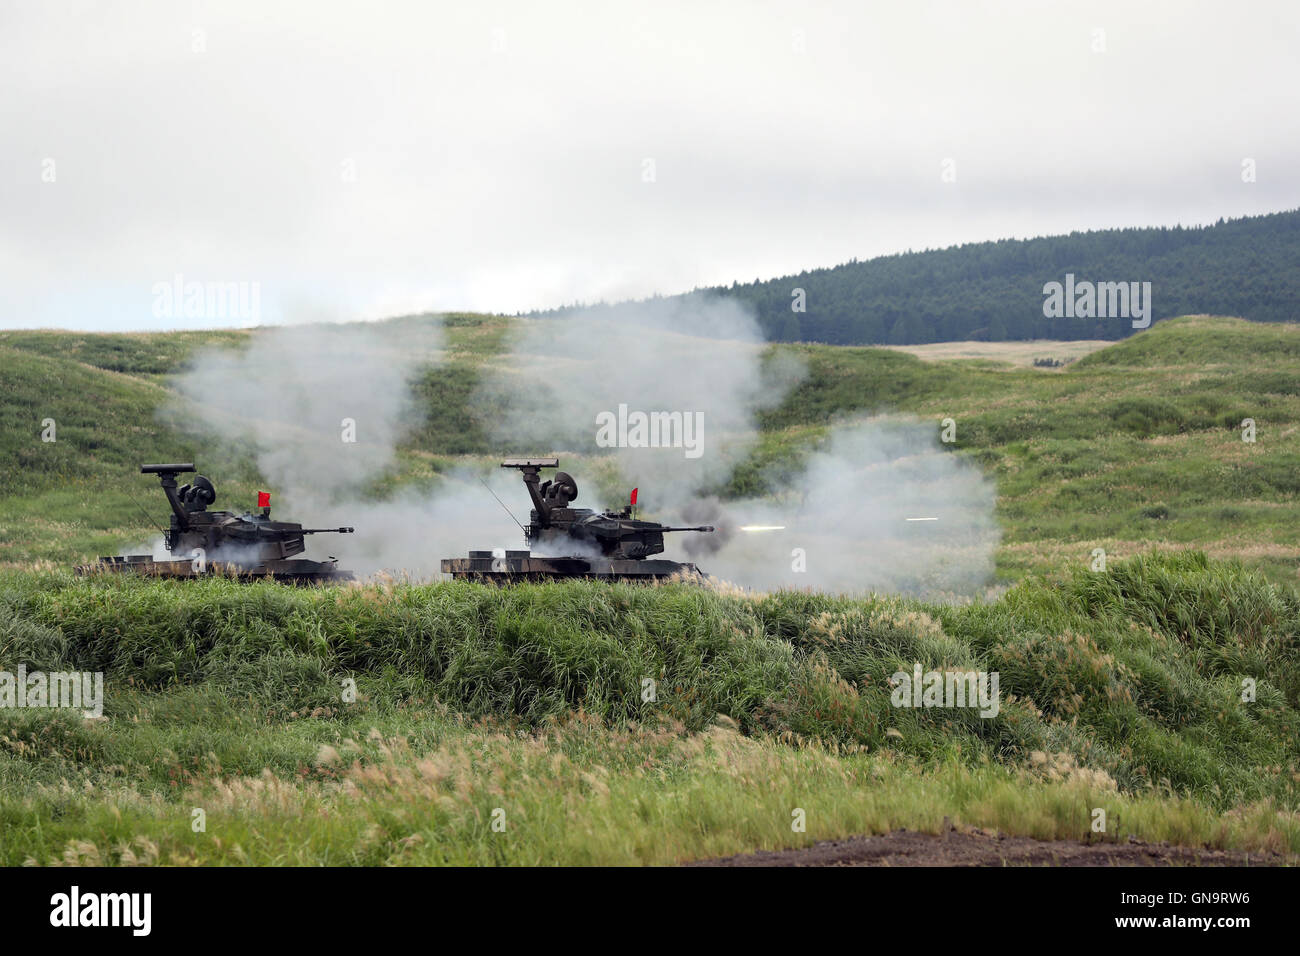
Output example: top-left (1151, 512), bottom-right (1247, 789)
top-left (2, 0), bottom-right (1297, 331)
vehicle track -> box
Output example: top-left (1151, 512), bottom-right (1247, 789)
top-left (688, 828), bottom-right (1293, 867)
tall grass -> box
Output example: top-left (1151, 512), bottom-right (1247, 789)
top-left (4, 552), bottom-right (1297, 812)
top-left (7, 712), bottom-right (1296, 866)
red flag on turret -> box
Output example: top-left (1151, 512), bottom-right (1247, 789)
top-left (630, 488), bottom-right (638, 506)
top-left (257, 491), bottom-right (271, 508)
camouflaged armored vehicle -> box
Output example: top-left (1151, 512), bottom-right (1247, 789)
top-left (77, 463), bottom-right (354, 583)
top-left (441, 457), bottom-right (713, 583)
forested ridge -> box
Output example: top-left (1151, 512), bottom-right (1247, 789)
top-left (535, 208), bottom-right (1300, 344)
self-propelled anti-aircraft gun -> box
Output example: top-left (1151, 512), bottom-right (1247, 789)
top-left (76, 464), bottom-right (355, 582)
top-left (440, 457), bottom-right (714, 582)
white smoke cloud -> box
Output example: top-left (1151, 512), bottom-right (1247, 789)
top-left (678, 418), bottom-right (1001, 597)
top-left (160, 318), bottom-right (449, 572)
top-left (477, 297), bottom-right (805, 503)
top-left (161, 301), bottom-right (999, 595)
top-left (164, 319), bottom-right (443, 502)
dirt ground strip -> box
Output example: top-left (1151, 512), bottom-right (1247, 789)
top-left (688, 828), bottom-right (1294, 867)
top-left (878, 339), bottom-right (1112, 366)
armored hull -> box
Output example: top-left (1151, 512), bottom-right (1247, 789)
top-left (441, 549), bottom-right (703, 583)
top-left (77, 554), bottom-right (353, 584)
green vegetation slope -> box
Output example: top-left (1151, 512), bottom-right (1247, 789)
top-left (2, 314), bottom-right (1300, 864)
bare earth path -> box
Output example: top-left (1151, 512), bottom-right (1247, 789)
top-left (878, 339), bottom-right (1112, 365)
top-left (688, 828), bottom-right (1293, 867)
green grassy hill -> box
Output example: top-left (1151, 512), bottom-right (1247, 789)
top-left (2, 314), bottom-right (1299, 865)
top-left (6, 314), bottom-right (1298, 583)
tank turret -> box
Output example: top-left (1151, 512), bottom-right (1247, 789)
top-left (505, 457), bottom-right (713, 559)
top-left (141, 463), bottom-right (353, 564)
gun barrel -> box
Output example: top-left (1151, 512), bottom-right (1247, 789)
top-left (298, 527), bottom-right (355, 534)
top-left (660, 525), bottom-right (715, 533)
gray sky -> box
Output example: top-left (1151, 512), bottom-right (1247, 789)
top-left (2, 0), bottom-right (1297, 331)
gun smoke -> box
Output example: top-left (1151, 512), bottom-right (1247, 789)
top-left (677, 418), bottom-right (999, 596)
top-left (162, 299), bottom-right (999, 596)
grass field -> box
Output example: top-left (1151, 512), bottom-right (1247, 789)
top-left (2, 551), bottom-right (1298, 864)
top-left (5, 314), bottom-right (1298, 583)
top-left (2, 313), bottom-right (1299, 864)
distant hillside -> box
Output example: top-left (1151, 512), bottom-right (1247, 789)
top-left (536, 209), bottom-right (1300, 345)
top-left (6, 315), bottom-right (1300, 585)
